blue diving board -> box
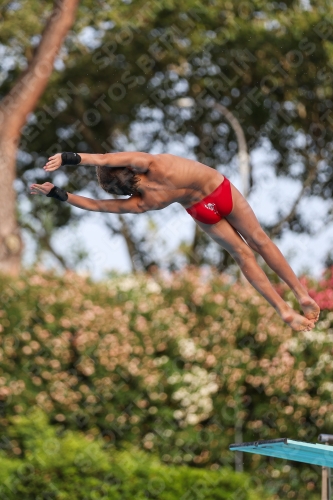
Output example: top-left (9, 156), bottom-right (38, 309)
top-left (230, 438), bottom-right (333, 467)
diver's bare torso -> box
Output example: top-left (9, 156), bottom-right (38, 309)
top-left (133, 154), bottom-right (224, 211)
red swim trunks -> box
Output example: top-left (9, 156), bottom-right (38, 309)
top-left (186, 177), bottom-right (233, 224)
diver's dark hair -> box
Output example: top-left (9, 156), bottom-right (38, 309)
top-left (96, 166), bottom-right (140, 196)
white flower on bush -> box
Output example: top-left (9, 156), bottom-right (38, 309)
top-left (306, 351), bottom-right (333, 380)
top-left (318, 381), bottom-right (333, 395)
top-left (116, 276), bottom-right (139, 292)
top-left (146, 280), bottom-right (161, 294)
top-left (178, 338), bottom-right (197, 359)
top-left (171, 365), bottom-right (219, 425)
top-left (167, 373), bottom-right (182, 384)
top-left (173, 410), bottom-right (184, 420)
top-left (108, 275), bottom-right (161, 294)
top-left (303, 330), bottom-right (333, 344)
top-left (285, 337), bottom-right (304, 353)
top-left (153, 355), bottom-right (169, 366)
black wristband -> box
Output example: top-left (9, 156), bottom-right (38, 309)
top-left (61, 152), bottom-right (81, 166)
top-left (46, 186), bottom-right (68, 202)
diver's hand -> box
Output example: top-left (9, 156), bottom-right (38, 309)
top-left (30, 182), bottom-right (54, 196)
top-left (43, 153), bottom-right (62, 172)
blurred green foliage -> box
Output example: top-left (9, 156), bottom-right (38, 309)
top-left (0, 268), bottom-right (331, 498)
top-left (0, 408), bottom-right (273, 499)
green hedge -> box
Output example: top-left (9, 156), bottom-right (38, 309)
top-left (0, 268), bottom-right (330, 499)
top-left (0, 409), bottom-right (273, 500)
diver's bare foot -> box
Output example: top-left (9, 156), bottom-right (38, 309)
top-left (281, 310), bottom-right (315, 331)
top-left (298, 296), bottom-right (320, 321)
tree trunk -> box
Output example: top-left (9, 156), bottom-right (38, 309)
top-left (0, 138), bottom-right (22, 275)
top-left (213, 102), bottom-right (250, 198)
top-left (0, 0), bottom-right (80, 275)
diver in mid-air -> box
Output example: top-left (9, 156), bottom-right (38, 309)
top-left (30, 151), bottom-right (320, 331)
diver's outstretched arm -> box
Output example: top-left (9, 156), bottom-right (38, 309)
top-left (30, 182), bottom-right (144, 214)
top-left (43, 151), bottom-right (153, 173)
top-left (66, 192), bottom-right (144, 214)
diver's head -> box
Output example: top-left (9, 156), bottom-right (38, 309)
top-left (96, 166), bottom-right (140, 196)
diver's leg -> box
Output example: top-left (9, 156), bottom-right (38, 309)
top-left (225, 183), bottom-right (320, 321)
top-left (196, 219), bottom-right (315, 331)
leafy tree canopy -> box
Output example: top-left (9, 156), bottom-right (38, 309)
top-left (2, 0), bottom-right (333, 270)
